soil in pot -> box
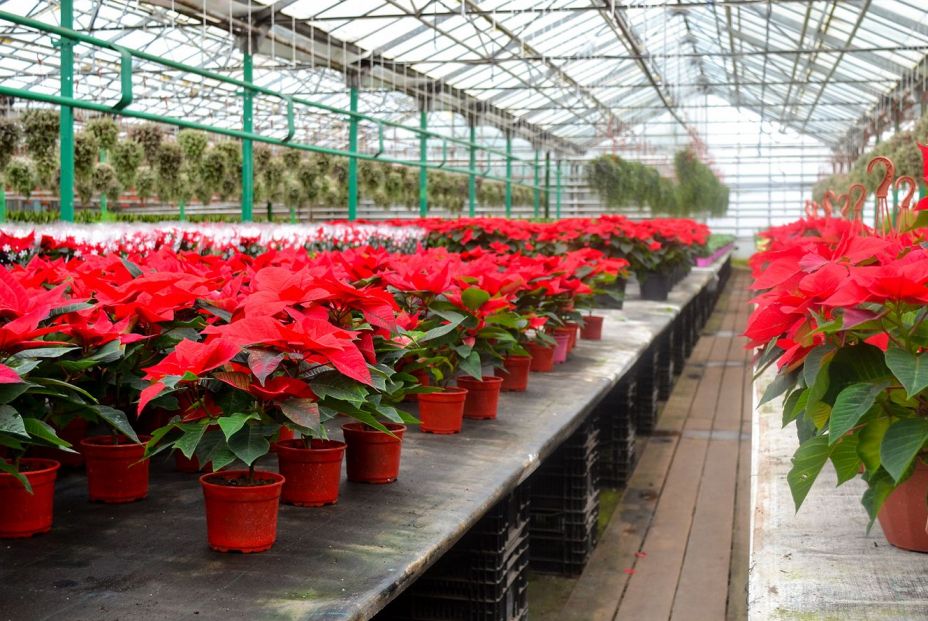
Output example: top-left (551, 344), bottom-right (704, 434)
top-left (580, 315), bottom-right (605, 340)
top-left (342, 423), bottom-right (406, 484)
top-left (0, 458), bottom-right (60, 538)
top-left (275, 439), bottom-right (346, 507)
top-left (525, 342), bottom-right (555, 372)
top-left (80, 435), bottom-right (151, 503)
top-left (418, 387), bottom-right (468, 434)
top-left (200, 470), bottom-right (284, 553)
top-left (552, 332), bottom-right (570, 364)
top-left (878, 461), bottom-right (928, 552)
top-left (456, 376), bottom-right (504, 420)
top-left (495, 355), bottom-right (532, 392)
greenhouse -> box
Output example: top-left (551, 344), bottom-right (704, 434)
top-left (1, 1), bottom-right (928, 620)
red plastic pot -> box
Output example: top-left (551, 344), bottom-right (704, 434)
top-left (563, 322), bottom-right (580, 351)
top-left (495, 355), bottom-right (532, 392)
top-left (552, 333), bottom-right (570, 364)
top-left (270, 427), bottom-right (296, 454)
top-left (418, 387), bottom-right (468, 434)
top-left (404, 369), bottom-right (431, 403)
top-left (200, 470), bottom-right (284, 553)
top-left (525, 342), bottom-right (555, 372)
top-left (0, 458), bottom-right (60, 538)
top-left (457, 375), bottom-right (504, 421)
top-left (342, 423), bottom-right (406, 484)
top-left (80, 435), bottom-right (151, 503)
top-left (275, 439), bottom-right (346, 507)
top-left (878, 461), bottom-right (928, 552)
top-left (580, 315), bottom-right (605, 341)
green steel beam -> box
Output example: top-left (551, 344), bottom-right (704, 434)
top-left (241, 51), bottom-right (254, 223)
top-left (98, 149), bottom-right (107, 218)
top-left (419, 108), bottom-right (428, 217)
top-left (348, 85), bottom-right (359, 221)
top-left (533, 150), bottom-right (540, 218)
top-left (505, 133), bottom-right (512, 217)
top-left (0, 187), bottom-right (5, 223)
top-left (468, 121), bottom-right (476, 217)
top-left (59, 0), bottom-right (74, 222)
top-left (555, 159), bottom-right (562, 219)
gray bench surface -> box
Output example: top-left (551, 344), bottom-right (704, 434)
top-left (750, 365), bottom-right (928, 620)
top-left (0, 263), bottom-right (723, 621)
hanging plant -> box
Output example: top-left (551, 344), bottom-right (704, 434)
top-left (215, 141), bottom-right (241, 201)
top-left (175, 171), bottom-right (194, 205)
top-left (384, 170), bottom-right (404, 203)
top-left (85, 117), bottom-right (118, 153)
top-left (198, 148), bottom-right (227, 198)
top-left (92, 163), bottom-right (121, 203)
top-left (111, 139), bottom-right (144, 189)
top-left (0, 117), bottom-right (21, 174)
top-left (261, 157), bottom-right (286, 205)
top-left (282, 149), bottom-right (302, 170)
top-left (21, 109), bottom-right (58, 162)
top-left (253, 144), bottom-right (272, 173)
top-left (284, 176), bottom-right (304, 212)
top-left (76, 177), bottom-right (94, 208)
top-left (330, 159), bottom-right (348, 184)
top-left (6, 158), bottom-right (35, 199)
top-left (135, 167), bottom-right (156, 205)
top-left (73, 131), bottom-right (99, 182)
top-left (371, 187), bottom-right (391, 209)
top-left (178, 130), bottom-right (208, 165)
top-left (310, 152), bottom-right (332, 177)
top-left (296, 158), bottom-right (318, 198)
top-left (128, 123), bottom-right (163, 164)
top-left (156, 141), bottom-right (184, 201)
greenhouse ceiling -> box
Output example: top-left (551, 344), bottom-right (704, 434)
top-left (1, 0), bottom-right (927, 159)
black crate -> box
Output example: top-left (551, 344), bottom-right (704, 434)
top-left (528, 509), bottom-right (599, 577)
top-left (596, 380), bottom-right (638, 487)
top-left (634, 354), bottom-right (660, 434)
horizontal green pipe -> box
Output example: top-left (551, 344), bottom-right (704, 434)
top-left (0, 11), bottom-right (533, 167)
top-left (0, 84), bottom-right (543, 190)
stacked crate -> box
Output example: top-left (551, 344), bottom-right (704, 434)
top-left (635, 347), bottom-right (661, 433)
top-left (528, 417), bottom-right (600, 576)
top-left (379, 486), bottom-right (530, 621)
top-left (657, 327), bottom-right (676, 401)
top-left (596, 378), bottom-right (638, 488)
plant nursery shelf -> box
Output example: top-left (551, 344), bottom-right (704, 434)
top-left (750, 365), bottom-right (928, 620)
top-left (0, 261), bottom-right (727, 621)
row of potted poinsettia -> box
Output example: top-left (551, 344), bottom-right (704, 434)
top-left (0, 241), bottom-right (629, 552)
top-left (345, 215), bottom-right (710, 302)
top-left (747, 155), bottom-right (928, 552)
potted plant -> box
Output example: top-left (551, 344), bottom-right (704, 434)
top-left (747, 160), bottom-right (928, 551)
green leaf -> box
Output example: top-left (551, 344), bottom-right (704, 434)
top-left (120, 256), bottom-right (143, 278)
top-left (22, 417), bottom-right (71, 449)
top-left (13, 346), bottom-right (79, 359)
top-left (885, 348), bottom-right (928, 399)
top-left (461, 287), bottom-right (490, 310)
top-left (174, 423), bottom-right (206, 459)
top-left (279, 398), bottom-right (321, 435)
top-left (759, 370), bottom-right (798, 407)
top-left (48, 301), bottom-right (96, 318)
top-left (31, 377), bottom-right (97, 403)
top-left (782, 388), bottom-right (807, 427)
top-left (862, 468), bottom-right (896, 532)
top-left (829, 435), bottom-right (861, 485)
top-left (880, 418), bottom-right (928, 483)
top-left (247, 349), bottom-right (284, 386)
top-left (419, 314), bottom-right (465, 343)
top-left (807, 402), bottom-right (831, 430)
top-left (89, 340), bottom-right (124, 364)
top-left (459, 350), bottom-right (483, 380)
top-left (218, 412), bottom-right (255, 441)
top-left (0, 405), bottom-right (27, 438)
top-left (803, 345), bottom-right (834, 389)
top-left (787, 435), bottom-right (832, 511)
top-left (858, 415), bottom-right (890, 473)
top-left (227, 425), bottom-right (269, 467)
top-left (93, 406), bottom-right (139, 442)
top-left (0, 460), bottom-right (31, 493)
top-left (311, 373), bottom-right (368, 405)
top-left (828, 383), bottom-right (885, 444)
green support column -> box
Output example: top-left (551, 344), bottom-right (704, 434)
top-left (347, 85), bottom-right (359, 221)
top-left (98, 149), bottom-right (108, 218)
top-left (179, 199), bottom-right (186, 221)
top-left (419, 107), bottom-right (428, 217)
top-left (555, 159), bottom-right (562, 220)
top-left (0, 186), bottom-right (5, 223)
top-left (59, 0), bottom-right (75, 222)
top-left (468, 121), bottom-right (476, 217)
top-left (532, 150), bottom-right (540, 218)
top-left (543, 151), bottom-right (551, 219)
top-left (241, 51), bottom-right (254, 222)
top-left (504, 132), bottom-right (512, 217)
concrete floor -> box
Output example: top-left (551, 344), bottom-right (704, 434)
top-left (529, 269), bottom-right (752, 621)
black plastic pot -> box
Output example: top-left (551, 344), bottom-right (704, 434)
top-left (639, 271), bottom-right (671, 301)
top-left (593, 278), bottom-right (626, 309)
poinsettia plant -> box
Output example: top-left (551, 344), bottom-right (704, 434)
top-left (749, 151), bottom-right (928, 528)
